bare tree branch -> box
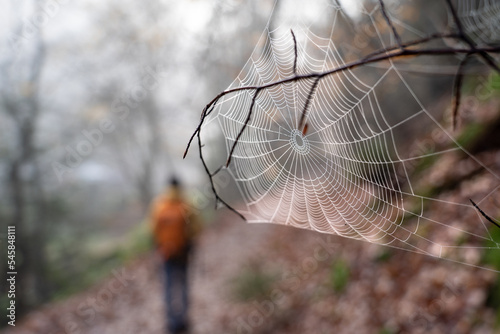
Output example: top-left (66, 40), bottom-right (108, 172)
top-left (185, 43), bottom-right (500, 158)
top-left (184, 0), bottom-right (500, 220)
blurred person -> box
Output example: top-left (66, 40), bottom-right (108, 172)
top-left (150, 177), bottom-right (200, 334)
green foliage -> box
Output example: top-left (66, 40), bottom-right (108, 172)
top-left (485, 72), bottom-right (500, 95)
top-left (378, 328), bottom-right (395, 334)
top-left (482, 226), bottom-right (500, 320)
top-left (230, 264), bottom-right (276, 301)
top-left (481, 226), bottom-right (500, 270)
top-left (329, 259), bottom-right (350, 293)
top-left (490, 73), bottom-right (500, 93)
top-left (456, 122), bottom-right (486, 149)
top-left (412, 150), bottom-right (438, 177)
top-left (374, 248), bottom-right (393, 263)
top-left (116, 222), bottom-right (153, 261)
top-left (486, 276), bottom-right (500, 323)
top-left (463, 72), bottom-right (500, 99)
top-left (49, 252), bottom-right (120, 300)
top-left (48, 221), bottom-right (153, 300)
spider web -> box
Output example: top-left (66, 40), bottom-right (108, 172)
top-left (200, 0), bottom-right (500, 269)
top-left (455, 0), bottom-right (500, 45)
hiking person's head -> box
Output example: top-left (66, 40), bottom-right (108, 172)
top-left (167, 176), bottom-right (183, 199)
top-left (169, 176), bottom-right (180, 189)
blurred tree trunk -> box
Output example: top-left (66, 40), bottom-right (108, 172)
top-left (92, 1), bottom-right (170, 214)
top-left (2, 1), bottom-right (50, 313)
top-left (109, 95), bottom-right (164, 213)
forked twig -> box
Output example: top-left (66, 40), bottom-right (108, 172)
top-left (226, 88), bottom-right (262, 167)
top-left (198, 122), bottom-right (246, 220)
top-left (183, 96), bottom-right (220, 159)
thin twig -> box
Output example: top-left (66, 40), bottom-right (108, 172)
top-left (211, 165), bottom-right (223, 177)
top-left (378, 0), bottom-right (403, 50)
top-left (362, 33), bottom-right (459, 60)
top-left (184, 96), bottom-right (220, 159)
top-left (452, 54), bottom-right (471, 130)
top-left (291, 29), bottom-right (298, 75)
top-left (226, 88), bottom-right (262, 167)
top-left (470, 199), bottom-right (500, 230)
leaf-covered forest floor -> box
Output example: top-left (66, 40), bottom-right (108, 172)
top-left (2, 209), bottom-right (500, 334)
top-left (3, 100), bottom-right (500, 334)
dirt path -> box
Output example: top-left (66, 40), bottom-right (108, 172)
top-left (3, 178), bottom-right (500, 334)
top-left (1, 215), bottom-right (280, 334)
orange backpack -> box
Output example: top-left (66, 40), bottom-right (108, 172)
top-left (152, 197), bottom-right (189, 260)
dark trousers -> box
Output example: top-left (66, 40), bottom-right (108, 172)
top-left (164, 258), bottom-right (189, 333)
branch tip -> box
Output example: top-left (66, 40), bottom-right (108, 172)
top-left (470, 199), bottom-right (500, 230)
